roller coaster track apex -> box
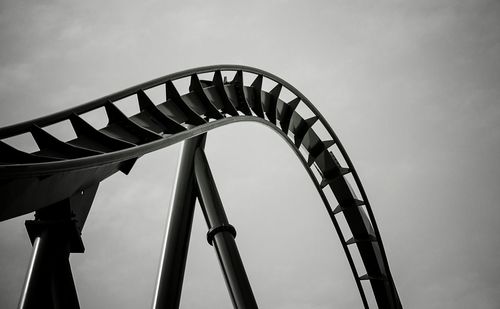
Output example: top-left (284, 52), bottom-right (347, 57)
top-left (0, 65), bottom-right (402, 308)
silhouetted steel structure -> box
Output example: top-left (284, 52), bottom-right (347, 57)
top-left (0, 65), bottom-right (402, 308)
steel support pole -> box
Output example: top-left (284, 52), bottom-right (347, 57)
top-left (193, 147), bottom-right (258, 309)
top-left (51, 253), bottom-right (79, 309)
top-left (153, 133), bottom-right (206, 309)
top-left (18, 234), bottom-right (53, 309)
top-left (19, 203), bottom-right (80, 309)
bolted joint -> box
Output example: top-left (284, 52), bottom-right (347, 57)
top-left (206, 223), bottom-right (237, 246)
top-left (25, 219), bottom-right (85, 253)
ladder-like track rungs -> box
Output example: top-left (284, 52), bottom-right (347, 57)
top-left (137, 90), bottom-right (187, 134)
top-left (346, 234), bottom-right (377, 245)
top-left (0, 141), bottom-right (59, 164)
top-left (31, 125), bottom-right (103, 159)
top-left (359, 274), bottom-right (387, 281)
top-left (213, 70), bottom-right (239, 116)
top-left (262, 84), bottom-right (281, 124)
top-left (165, 81), bottom-right (206, 125)
top-left (320, 167), bottom-right (350, 188)
top-left (189, 75), bottom-right (224, 120)
top-left (230, 70), bottom-right (253, 116)
top-left (103, 102), bottom-right (163, 144)
top-left (69, 114), bottom-right (136, 152)
top-left (293, 116), bottom-right (319, 148)
top-left (0, 66), bottom-right (401, 309)
top-left (276, 97), bottom-right (300, 133)
top-left (333, 199), bottom-right (365, 214)
top-left (248, 74), bottom-right (265, 118)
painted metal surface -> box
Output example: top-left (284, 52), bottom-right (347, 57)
top-left (194, 146), bottom-right (258, 309)
top-left (19, 202), bottom-right (81, 309)
top-left (0, 65), bottom-right (401, 308)
top-left (153, 134), bottom-right (206, 309)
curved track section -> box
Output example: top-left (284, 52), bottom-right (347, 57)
top-left (0, 65), bottom-right (401, 308)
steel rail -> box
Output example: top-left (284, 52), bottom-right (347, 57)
top-left (0, 65), bottom-right (401, 308)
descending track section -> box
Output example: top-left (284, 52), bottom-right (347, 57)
top-left (0, 65), bottom-right (401, 308)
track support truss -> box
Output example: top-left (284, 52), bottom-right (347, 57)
top-left (194, 142), bottom-right (258, 309)
top-left (2, 65), bottom-right (402, 308)
top-left (153, 134), bottom-right (258, 308)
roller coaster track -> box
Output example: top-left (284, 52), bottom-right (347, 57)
top-left (0, 65), bottom-right (401, 308)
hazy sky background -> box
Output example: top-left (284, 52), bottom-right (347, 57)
top-left (1, 0), bottom-right (499, 308)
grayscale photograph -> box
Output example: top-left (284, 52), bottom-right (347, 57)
top-left (0, 1), bottom-right (499, 308)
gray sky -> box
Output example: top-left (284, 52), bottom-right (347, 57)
top-left (1, 0), bottom-right (499, 308)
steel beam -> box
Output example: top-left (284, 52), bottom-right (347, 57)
top-left (19, 202), bottom-right (80, 309)
top-left (18, 234), bottom-right (53, 309)
top-left (153, 133), bottom-right (206, 309)
top-left (194, 147), bottom-right (258, 309)
top-left (51, 255), bottom-right (79, 309)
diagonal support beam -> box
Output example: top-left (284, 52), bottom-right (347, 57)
top-left (153, 133), bottom-right (206, 309)
top-left (194, 146), bottom-right (258, 309)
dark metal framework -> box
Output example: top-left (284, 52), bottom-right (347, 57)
top-left (0, 65), bottom-right (402, 308)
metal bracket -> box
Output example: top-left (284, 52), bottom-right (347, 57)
top-left (25, 219), bottom-right (84, 253)
top-left (206, 223), bottom-right (237, 245)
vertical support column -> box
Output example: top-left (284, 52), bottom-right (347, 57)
top-left (153, 133), bottom-right (206, 309)
top-left (193, 147), bottom-right (258, 309)
top-left (19, 201), bottom-right (81, 309)
top-left (51, 257), bottom-right (80, 309)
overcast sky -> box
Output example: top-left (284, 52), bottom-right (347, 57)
top-left (1, 0), bottom-right (499, 308)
